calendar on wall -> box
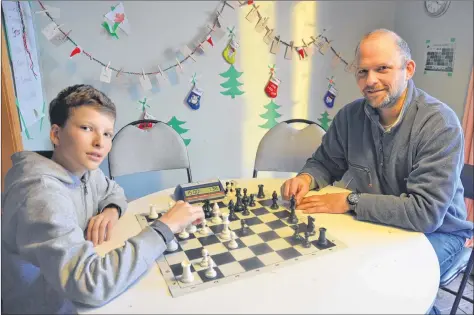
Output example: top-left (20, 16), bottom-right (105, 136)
top-left (424, 39), bottom-right (456, 73)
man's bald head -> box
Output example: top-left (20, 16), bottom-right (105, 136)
top-left (355, 29), bottom-right (411, 66)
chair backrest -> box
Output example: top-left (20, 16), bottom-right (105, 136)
top-left (253, 119), bottom-right (326, 177)
top-left (108, 119), bottom-right (192, 182)
top-left (461, 163), bottom-right (473, 200)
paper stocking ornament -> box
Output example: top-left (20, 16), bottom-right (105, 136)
top-left (265, 76), bottom-right (280, 99)
top-left (223, 39), bottom-right (239, 64)
top-left (323, 86), bottom-right (338, 108)
top-left (186, 86), bottom-right (203, 110)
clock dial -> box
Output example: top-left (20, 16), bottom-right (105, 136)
top-left (424, 1), bottom-right (451, 17)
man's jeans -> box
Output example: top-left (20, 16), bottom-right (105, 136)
top-left (425, 232), bottom-right (466, 278)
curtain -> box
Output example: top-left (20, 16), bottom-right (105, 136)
top-left (462, 69), bottom-right (473, 247)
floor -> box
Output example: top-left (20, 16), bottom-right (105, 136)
top-left (434, 272), bottom-right (474, 314)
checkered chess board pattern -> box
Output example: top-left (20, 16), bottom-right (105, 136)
top-left (136, 197), bottom-right (347, 297)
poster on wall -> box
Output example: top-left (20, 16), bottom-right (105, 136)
top-left (423, 38), bottom-right (456, 76)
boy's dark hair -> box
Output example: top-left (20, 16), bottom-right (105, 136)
top-left (49, 84), bottom-right (116, 127)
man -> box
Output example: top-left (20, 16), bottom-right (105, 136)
top-left (282, 29), bottom-right (473, 281)
top-left (1, 84), bottom-right (204, 314)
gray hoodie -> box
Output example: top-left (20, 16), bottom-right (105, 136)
top-left (300, 79), bottom-right (473, 239)
top-left (1, 151), bottom-right (169, 314)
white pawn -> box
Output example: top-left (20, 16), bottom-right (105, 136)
top-left (186, 223), bottom-right (197, 234)
top-left (179, 229), bottom-right (189, 239)
top-left (199, 220), bottom-right (210, 235)
top-left (200, 248), bottom-right (209, 268)
top-left (228, 231), bottom-right (238, 249)
top-left (205, 259), bottom-right (217, 279)
top-left (180, 260), bottom-right (194, 283)
top-left (220, 213), bottom-right (231, 240)
top-left (166, 237), bottom-right (179, 252)
top-left (211, 203), bottom-right (222, 224)
top-left (148, 204), bottom-right (159, 219)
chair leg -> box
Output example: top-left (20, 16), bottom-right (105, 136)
top-left (449, 250), bottom-right (474, 315)
top-left (186, 168), bottom-right (193, 183)
top-left (253, 170), bottom-right (258, 178)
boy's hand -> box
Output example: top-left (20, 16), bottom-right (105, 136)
top-left (86, 207), bottom-right (120, 246)
top-left (159, 201), bottom-right (204, 234)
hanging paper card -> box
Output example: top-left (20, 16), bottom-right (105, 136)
top-left (319, 41), bottom-right (331, 55)
top-left (285, 41), bottom-right (294, 60)
top-left (139, 74), bottom-right (152, 91)
top-left (255, 17), bottom-right (269, 33)
top-left (263, 28), bottom-right (274, 45)
top-left (104, 3), bottom-right (131, 35)
top-left (42, 22), bottom-right (61, 41)
top-left (246, 6), bottom-right (259, 23)
top-left (212, 26), bottom-right (226, 43)
top-left (99, 66), bottom-right (112, 83)
top-left (270, 36), bottom-right (280, 54)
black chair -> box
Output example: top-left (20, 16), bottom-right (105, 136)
top-left (35, 150), bottom-right (53, 159)
top-left (439, 164), bottom-right (474, 315)
top-left (252, 119), bottom-right (325, 178)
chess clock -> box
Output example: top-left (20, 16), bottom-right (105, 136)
top-left (174, 179), bottom-right (226, 204)
top-left (424, 1), bottom-right (450, 18)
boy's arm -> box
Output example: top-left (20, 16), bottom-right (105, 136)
top-left (298, 111), bottom-right (348, 189)
top-left (16, 187), bottom-right (166, 307)
top-left (93, 168), bottom-right (128, 217)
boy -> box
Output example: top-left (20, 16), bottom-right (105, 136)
top-left (1, 84), bottom-right (204, 314)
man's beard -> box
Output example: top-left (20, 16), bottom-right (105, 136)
top-left (365, 82), bottom-right (406, 109)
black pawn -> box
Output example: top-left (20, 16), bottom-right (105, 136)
top-left (242, 188), bottom-right (249, 205)
top-left (249, 194), bottom-right (256, 207)
top-left (236, 188), bottom-right (242, 198)
top-left (290, 195), bottom-right (296, 210)
top-left (317, 227), bottom-right (328, 246)
top-left (204, 200), bottom-right (212, 218)
top-left (257, 184), bottom-right (265, 198)
top-left (302, 231), bottom-right (311, 248)
top-left (292, 224), bottom-right (302, 241)
top-left (270, 191), bottom-right (279, 210)
top-left (242, 203), bottom-right (250, 216)
top-left (225, 181), bottom-right (230, 194)
top-left (240, 219), bottom-right (249, 235)
top-left (307, 216), bottom-right (315, 236)
top-left (288, 205), bottom-right (298, 224)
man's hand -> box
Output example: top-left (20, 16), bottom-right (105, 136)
top-left (297, 192), bottom-right (351, 214)
top-left (159, 201), bottom-right (204, 234)
top-left (86, 207), bottom-right (120, 246)
top-left (281, 174), bottom-right (312, 205)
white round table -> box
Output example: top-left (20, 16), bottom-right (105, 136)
top-left (78, 178), bottom-right (439, 314)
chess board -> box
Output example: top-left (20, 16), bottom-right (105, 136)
top-left (136, 194), bottom-right (347, 298)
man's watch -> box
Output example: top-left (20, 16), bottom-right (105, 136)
top-left (347, 192), bottom-right (361, 211)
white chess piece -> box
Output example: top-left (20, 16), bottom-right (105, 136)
top-left (228, 231), bottom-right (238, 249)
top-left (220, 213), bottom-right (231, 240)
top-left (180, 260), bottom-right (194, 283)
top-left (211, 203), bottom-right (222, 224)
top-left (179, 229), bottom-right (190, 239)
top-left (166, 238), bottom-right (179, 252)
top-left (200, 248), bottom-right (209, 268)
top-left (169, 201), bottom-right (176, 209)
top-left (186, 223), bottom-right (197, 234)
top-left (204, 259), bottom-right (217, 279)
top-left (199, 220), bottom-right (210, 235)
top-left (148, 204), bottom-right (159, 219)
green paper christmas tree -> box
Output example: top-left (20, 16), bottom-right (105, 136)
top-left (259, 99), bottom-right (282, 129)
top-left (220, 64), bottom-right (244, 99)
top-left (318, 111), bottom-right (332, 131)
top-left (167, 116), bottom-right (191, 146)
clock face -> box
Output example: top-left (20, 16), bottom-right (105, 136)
top-left (424, 1), bottom-right (451, 17)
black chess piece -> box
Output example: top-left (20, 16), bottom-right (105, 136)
top-left (203, 200), bottom-right (212, 218)
top-left (235, 195), bottom-right (244, 212)
top-left (307, 216), bottom-right (315, 236)
top-left (236, 188), bottom-right (242, 198)
top-left (302, 231), bottom-right (311, 248)
top-left (240, 219), bottom-right (249, 235)
top-left (242, 188), bottom-right (249, 205)
top-left (225, 181), bottom-right (230, 194)
top-left (288, 204), bottom-right (298, 224)
top-left (290, 195), bottom-right (296, 210)
top-left (228, 200), bottom-right (237, 220)
top-left (242, 203), bottom-right (250, 216)
top-left (249, 194), bottom-right (256, 207)
top-left (292, 224), bottom-right (303, 241)
top-left (317, 227), bottom-right (328, 246)
top-left (257, 184), bottom-right (265, 198)
top-left (270, 191), bottom-right (279, 210)
top-left (230, 182), bottom-right (234, 192)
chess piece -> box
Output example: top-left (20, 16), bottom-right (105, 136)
top-left (220, 213), bottom-right (231, 240)
top-left (249, 194), bottom-right (256, 207)
top-left (307, 216), bottom-right (315, 236)
top-left (288, 205), bottom-right (298, 224)
top-left (292, 224), bottom-right (302, 241)
top-left (257, 184), bottom-right (265, 198)
top-left (186, 223), bottom-right (197, 234)
top-left (242, 203), bottom-right (250, 216)
top-left (166, 238), bottom-right (179, 252)
top-left (228, 200), bottom-right (237, 220)
top-left (199, 220), bottom-right (211, 235)
top-left (179, 229), bottom-right (190, 239)
top-left (200, 248), bottom-right (210, 267)
top-left (236, 187), bottom-right (242, 198)
top-left (148, 204), bottom-right (159, 220)
top-left (270, 191), bottom-right (279, 210)
top-left (318, 227), bottom-right (328, 246)
top-left (211, 203), bottom-right (222, 224)
top-left (228, 231), bottom-right (238, 249)
top-left (225, 181), bottom-right (230, 194)
top-left (230, 182), bottom-right (234, 193)
top-left (204, 259), bottom-right (217, 279)
top-left (203, 200), bottom-right (212, 219)
top-left (302, 231), bottom-right (311, 248)
top-left (240, 219), bottom-right (249, 235)
top-left (180, 260), bottom-right (194, 283)
top-left (290, 195), bottom-right (296, 210)
top-left (242, 188), bottom-right (249, 205)
top-left (235, 195), bottom-right (244, 212)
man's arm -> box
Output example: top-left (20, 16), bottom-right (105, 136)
top-left (355, 122), bottom-right (464, 233)
top-left (16, 187), bottom-right (165, 307)
top-left (93, 168), bottom-right (127, 217)
top-left (299, 111), bottom-right (348, 189)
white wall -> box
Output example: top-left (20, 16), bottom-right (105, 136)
top-left (394, 0), bottom-right (473, 120)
